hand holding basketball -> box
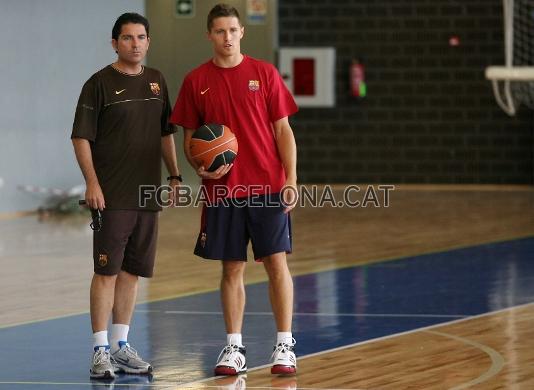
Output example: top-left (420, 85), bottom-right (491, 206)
top-left (197, 163), bottom-right (233, 180)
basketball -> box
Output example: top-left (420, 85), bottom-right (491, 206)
top-left (190, 124), bottom-right (238, 172)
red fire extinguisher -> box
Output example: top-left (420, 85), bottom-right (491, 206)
top-left (350, 59), bottom-right (367, 98)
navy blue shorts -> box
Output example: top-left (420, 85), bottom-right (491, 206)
top-left (194, 193), bottom-right (292, 261)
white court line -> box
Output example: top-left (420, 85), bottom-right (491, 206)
top-left (426, 330), bottom-right (505, 390)
top-left (136, 310), bottom-right (466, 319)
top-left (181, 301), bottom-right (534, 387)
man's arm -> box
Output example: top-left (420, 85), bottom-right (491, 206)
top-left (161, 133), bottom-right (181, 205)
top-left (161, 133), bottom-right (180, 177)
top-left (273, 116), bottom-right (298, 213)
top-left (71, 138), bottom-right (105, 210)
top-left (183, 128), bottom-right (232, 180)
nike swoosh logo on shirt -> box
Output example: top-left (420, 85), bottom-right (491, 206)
top-left (201, 88), bottom-right (210, 95)
top-left (115, 89), bottom-right (126, 95)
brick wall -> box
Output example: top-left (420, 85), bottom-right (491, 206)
top-left (279, 0), bottom-right (533, 184)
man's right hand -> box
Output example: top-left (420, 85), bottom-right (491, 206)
top-left (197, 164), bottom-right (233, 180)
top-left (85, 181), bottom-right (105, 210)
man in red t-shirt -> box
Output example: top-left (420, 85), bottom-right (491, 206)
top-left (170, 3), bottom-right (298, 376)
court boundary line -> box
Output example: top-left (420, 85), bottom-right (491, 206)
top-left (2, 234), bottom-right (533, 330)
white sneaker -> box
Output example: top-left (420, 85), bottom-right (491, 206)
top-left (270, 339), bottom-right (297, 375)
top-left (111, 341), bottom-right (152, 374)
top-left (90, 346), bottom-right (115, 379)
top-left (214, 344), bottom-right (247, 376)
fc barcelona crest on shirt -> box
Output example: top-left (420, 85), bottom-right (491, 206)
top-left (248, 80), bottom-right (260, 91)
top-left (150, 82), bottom-right (161, 95)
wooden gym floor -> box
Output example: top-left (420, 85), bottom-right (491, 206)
top-left (0, 184), bottom-right (533, 389)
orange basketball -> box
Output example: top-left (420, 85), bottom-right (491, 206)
top-left (190, 124), bottom-right (238, 172)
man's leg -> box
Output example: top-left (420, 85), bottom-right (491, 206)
top-left (196, 203), bottom-right (249, 375)
top-left (89, 209), bottom-right (139, 379)
top-left (262, 252), bottom-right (297, 374)
top-left (89, 273), bottom-right (117, 379)
top-left (109, 269), bottom-right (152, 374)
top-left (215, 260), bottom-right (248, 376)
top-left (112, 270), bottom-right (138, 325)
top-left (262, 252), bottom-right (293, 332)
top-left (220, 260), bottom-right (247, 333)
top-left (110, 270), bottom-right (138, 353)
top-left (109, 211), bottom-right (157, 375)
top-left (90, 273), bottom-right (118, 333)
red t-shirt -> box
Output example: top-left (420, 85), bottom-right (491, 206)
top-left (170, 55), bottom-right (298, 199)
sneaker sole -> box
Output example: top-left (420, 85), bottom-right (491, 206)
top-left (113, 363), bottom-right (153, 375)
top-left (90, 369), bottom-right (115, 379)
top-left (271, 365), bottom-right (296, 375)
top-left (214, 366), bottom-right (247, 376)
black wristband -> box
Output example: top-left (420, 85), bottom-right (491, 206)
top-left (167, 175), bottom-right (183, 182)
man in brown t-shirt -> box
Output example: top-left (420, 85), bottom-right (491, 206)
top-left (71, 13), bottom-right (181, 380)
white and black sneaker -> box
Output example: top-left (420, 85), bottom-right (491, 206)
top-left (270, 339), bottom-right (297, 375)
top-left (214, 344), bottom-right (247, 376)
top-left (90, 346), bottom-right (115, 379)
top-left (111, 341), bottom-right (153, 374)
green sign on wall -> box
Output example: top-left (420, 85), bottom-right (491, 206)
top-left (175, 0), bottom-right (195, 18)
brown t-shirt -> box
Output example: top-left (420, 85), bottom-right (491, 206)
top-left (71, 65), bottom-right (175, 211)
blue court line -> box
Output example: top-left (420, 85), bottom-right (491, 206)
top-left (0, 237), bottom-right (533, 389)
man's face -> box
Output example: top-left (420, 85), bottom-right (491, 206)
top-left (112, 23), bottom-right (150, 65)
top-left (207, 16), bottom-right (244, 58)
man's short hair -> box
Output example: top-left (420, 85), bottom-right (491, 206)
top-left (207, 3), bottom-right (241, 32)
top-left (112, 13), bottom-right (149, 40)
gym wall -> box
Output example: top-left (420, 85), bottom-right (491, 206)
top-left (280, 0), bottom-right (533, 184)
top-left (0, 0), bottom-right (144, 214)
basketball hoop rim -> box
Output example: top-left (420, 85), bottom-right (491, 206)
top-left (485, 66), bottom-right (534, 81)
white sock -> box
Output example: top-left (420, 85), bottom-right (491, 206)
top-left (93, 330), bottom-right (109, 349)
top-left (110, 324), bottom-right (130, 353)
top-left (227, 333), bottom-right (243, 347)
top-left (277, 331), bottom-right (293, 345)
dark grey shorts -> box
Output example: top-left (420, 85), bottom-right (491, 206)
top-left (93, 210), bottom-right (158, 277)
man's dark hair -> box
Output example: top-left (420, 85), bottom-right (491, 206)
top-left (207, 3), bottom-right (241, 32)
top-left (112, 13), bottom-right (149, 40)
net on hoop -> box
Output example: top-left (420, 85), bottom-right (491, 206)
top-left (485, 0), bottom-right (534, 115)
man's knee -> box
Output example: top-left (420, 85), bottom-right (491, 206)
top-left (264, 255), bottom-right (292, 285)
top-left (263, 252), bottom-right (288, 271)
top-left (117, 270), bottom-right (139, 282)
top-left (221, 261), bottom-right (246, 281)
top-left (92, 273), bottom-right (118, 287)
